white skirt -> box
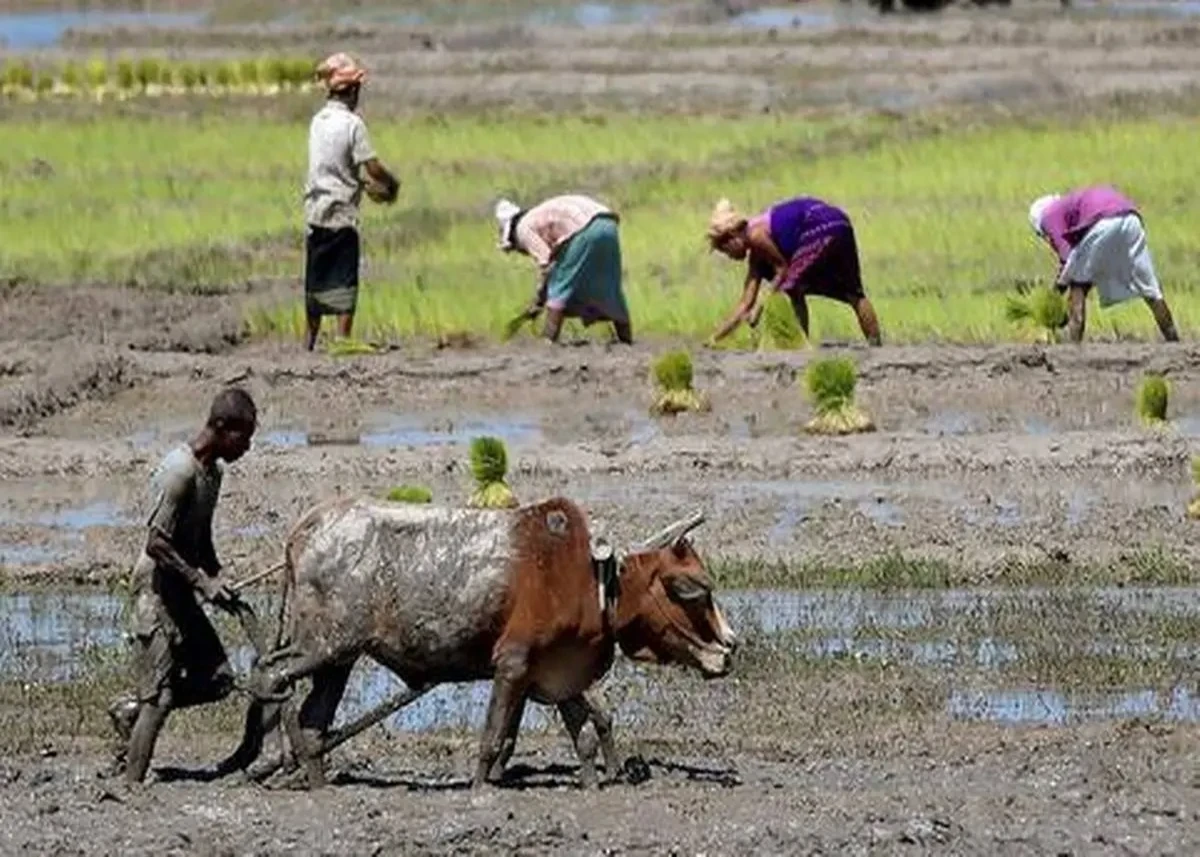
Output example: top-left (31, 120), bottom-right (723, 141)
top-left (1060, 213), bottom-right (1163, 307)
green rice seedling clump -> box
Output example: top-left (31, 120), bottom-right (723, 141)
top-left (803, 356), bottom-right (874, 435)
top-left (325, 337), bottom-right (377, 357)
top-left (86, 58), bottom-right (108, 89)
top-left (386, 484), bottom-right (433, 504)
top-left (1135, 373), bottom-right (1168, 426)
top-left (650, 349), bottom-right (710, 415)
top-left (115, 59), bottom-right (135, 90)
top-left (1004, 285), bottom-right (1067, 342)
top-left (60, 62), bottom-right (82, 90)
top-left (467, 436), bottom-right (518, 509)
top-left (756, 291), bottom-right (805, 350)
top-left (3, 60), bottom-right (34, 91)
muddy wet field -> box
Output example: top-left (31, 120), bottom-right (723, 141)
top-left (4, 1), bottom-right (1200, 853)
top-left (3, 281), bottom-right (1200, 853)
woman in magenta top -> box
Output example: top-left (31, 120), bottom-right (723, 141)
top-left (1028, 185), bottom-right (1178, 343)
top-left (706, 196), bottom-right (882, 346)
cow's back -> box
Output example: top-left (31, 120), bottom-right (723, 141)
top-left (286, 500), bottom-right (519, 683)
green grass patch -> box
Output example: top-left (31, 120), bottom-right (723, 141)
top-left (711, 548), bottom-right (1197, 590)
top-left (3, 107), bottom-right (1200, 344)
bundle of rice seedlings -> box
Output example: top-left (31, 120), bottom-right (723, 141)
top-left (213, 62), bottom-right (236, 89)
top-left (238, 58), bottom-right (260, 90)
top-left (803, 356), bottom-right (875, 435)
top-left (115, 59), bottom-right (136, 91)
top-left (60, 62), bottom-right (82, 91)
top-left (386, 484), bottom-right (433, 504)
top-left (649, 349), bottom-right (710, 415)
top-left (467, 436), bottom-right (518, 509)
top-left (33, 71), bottom-right (54, 97)
top-left (284, 57), bottom-right (314, 88)
top-left (3, 60), bottom-right (34, 91)
top-left (1003, 285), bottom-right (1067, 342)
top-left (755, 291), bottom-right (805, 351)
top-left (325, 337), bottom-right (378, 357)
top-left (259, 57), bottom-right (287, 92)
top-left (86, 58), bottom-right (108, 90)
top-left (175, 62), bottom-right (200, 91)
top-left (134, 57), bottom-right (163, 90)
top-left (1135, 373), bottom-right (1168, 427)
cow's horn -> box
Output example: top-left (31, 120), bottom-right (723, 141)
top-left (636, 510), bottom-right (706, 551)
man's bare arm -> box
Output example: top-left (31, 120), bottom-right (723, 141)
top-left (363, 158), bottom-right (399, 202)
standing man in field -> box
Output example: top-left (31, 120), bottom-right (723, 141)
top-left (302, 52), bottom-right (400, 351)
top-left (495, 193), bottom-right (633, 345)
top-left (106, 387), bottom-right (258, 784)
top-left (1028, 186), bottom-right (1179, 343)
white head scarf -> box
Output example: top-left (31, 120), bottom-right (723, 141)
top-left (1028, 194), bottom-right (1059, 237)
top-left (494, 199), bottom-right (521, 250)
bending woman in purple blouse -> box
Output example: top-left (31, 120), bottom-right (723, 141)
top-left (1028, 185), bottom-right (1178, 343)
top-left (706, 196), bottom-right (882, 346)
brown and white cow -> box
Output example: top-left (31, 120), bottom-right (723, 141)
top-left (225, 495), bottom-right (736, 789)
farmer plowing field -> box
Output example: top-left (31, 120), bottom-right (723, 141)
top-left (1028, 185), bottom-right (1179, 344)
top-left (494, 193), bottom-right (634, 345)
top-left (106, 389), bottom-right (260, 784)
top-left (302, 52), bottom-right (400, 351)
top-left (705, 195), bottom-right (883, 347)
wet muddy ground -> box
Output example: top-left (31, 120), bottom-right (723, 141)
top-left (5, 2), bottom-right (1200, 852)
top-left (3, 281), bottom-right (1199, 852)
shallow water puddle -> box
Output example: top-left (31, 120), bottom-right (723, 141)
top-left (1076, 0), bottom-right (1200, 18)
top-left (0, 500), bottom-right (129, 532)
top-left (5, 586), bottom-right (1199, 730)
top-left (923, 410), bottom-right (1059, 437)
top-left (0, 11), bottom-right (203, 50)
top-left (948, 686), bottom-right (1200, 725)
top-left (130, 413), bottom-right (545, 451)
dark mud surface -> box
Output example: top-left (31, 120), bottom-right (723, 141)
top-left (1, 723), bottom-right (1197, 855)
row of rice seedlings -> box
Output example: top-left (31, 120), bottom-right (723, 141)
top-left (0, 56), bottom-right (320, 100)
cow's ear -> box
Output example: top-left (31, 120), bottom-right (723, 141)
top-left (665, 573), bottom-right (709, 604)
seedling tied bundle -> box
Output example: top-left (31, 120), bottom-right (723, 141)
top-left (650, 350), bottom-right (710, 415)
top-left (1004, 284), bottom-right (1068, 343)
top-left (803, 356), bottom-right (874, 435)
top-left (755, 292), bottom-right (806, 351)
top-left (467, 436), bottom-right (519, 509)
top-left (1135, 373), bottom-right (1169, 428)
